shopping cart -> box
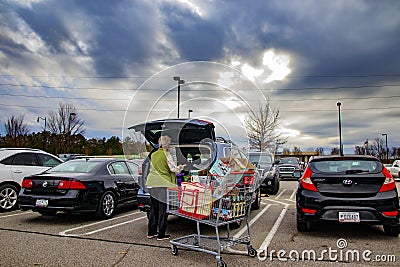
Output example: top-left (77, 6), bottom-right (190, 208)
top-left (167, 173), bottom-right (257, 267)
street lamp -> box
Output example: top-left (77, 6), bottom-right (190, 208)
top-left (173, 76), bottom-right (185, 118)
top-left (37, 116), bottom-right (47, 150)
top-left (188, 109), bottom-right (193, 119)
top-left (382, 133), bottom-right (388, 160)
top-left (337, 102), bottom-right (343, 156)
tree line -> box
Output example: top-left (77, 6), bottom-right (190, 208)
top-left (1, 102), bottom-right (148, 157)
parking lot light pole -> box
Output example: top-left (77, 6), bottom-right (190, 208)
top-left (382, 133), bottom-right (388, 160)
top-left (37, 116), bottom-right (47, 150)
top-left (188, 109), bottom-right (193, 118)
top-left (173, 76), bottom-right (185, 118)
top-left (337, 102), bottom-right (343, 156)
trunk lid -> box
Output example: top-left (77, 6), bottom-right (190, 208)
top-left (24, 173), bottom-right (88, 195)
top-left (129, 119), bottom-right (215, 147)
top-left (309, 156), bottom-right (385, 197)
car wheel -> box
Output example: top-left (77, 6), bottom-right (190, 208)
top-left (96, 191), bottom-right (116, 219)
top-left (383, 224), bottom-right (400, 237)
top-left (0, 184), bottom-right (19, 211)
top-left (269, 176), bottom-right (280, 195)
top-left (38, 210), bottom-right (57, 216)
top-left (296, 212), bottom-right (311, 232)
top-left (251, 188), bottom-right (261, 210)
top-left (230, 220), bottom-right (242, 229)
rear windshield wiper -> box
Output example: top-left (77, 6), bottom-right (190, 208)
top-left (345, 169), bottom-right (370, 174)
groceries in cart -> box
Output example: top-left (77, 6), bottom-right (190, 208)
top-left (169, 156), bottom-right (256, 221)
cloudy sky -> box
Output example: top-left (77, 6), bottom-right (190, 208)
top-left (1, 0), bottom-right (400, 154)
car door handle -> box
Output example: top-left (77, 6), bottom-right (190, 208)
top-left (116, 181), bottom-right (124, 184)
top-left (13, 170), bottom-right (22, 173)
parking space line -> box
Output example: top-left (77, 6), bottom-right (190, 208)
top-left (233, 204), bottom-right (272, 239)
top-left (289, 189), bottom-right (296, 200)
top-left (258, 204), bottom-right (289, 253)
top-left (85, 215), bottom-right (147, 235)
top-left (275, 189), bottom-right (287, 199)
top-left (0, 211), bottom-right (32, 219)
top-left (59, 211), bottom-right (145, 237)
top-left (225, 204), bottom-right (272, 255)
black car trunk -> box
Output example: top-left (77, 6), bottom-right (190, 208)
top-left (311, 173), bottom-right (385, 198)
top-left (129, 119), bottom-right (216, 147)
top-left (25, 173), bottom-right (85, 196)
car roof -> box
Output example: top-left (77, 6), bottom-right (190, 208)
top-left (309, 155), bottom-right (379, 162)
top-left (0, 148), bottom-right (54, 160)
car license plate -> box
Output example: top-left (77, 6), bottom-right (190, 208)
top-left (338, 212), bottom-right (360, 223)
top-left (35, 199), bottom-right (48, 208)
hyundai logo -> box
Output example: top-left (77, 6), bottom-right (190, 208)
top-left (343, 179), bottom-right (353, 186)
top-left (42, 181), bottom-right (48, 188)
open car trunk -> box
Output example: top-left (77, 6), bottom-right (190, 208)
top-left (129, 119), bottom-right (216, 148)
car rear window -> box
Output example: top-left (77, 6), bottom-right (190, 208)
top-left (312, 159), bottom-right (380, 173)
top-left (49, 161), bottom-right (101, 173)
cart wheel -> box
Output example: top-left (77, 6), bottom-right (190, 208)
top-left (248, 246), bottom-right (257, 258)
top-left (171, 245), bottom-right (178, 256)
top-left (193, 236), bottom-right (199, 246)
top-left (217, 259), bottom-right (227, 267)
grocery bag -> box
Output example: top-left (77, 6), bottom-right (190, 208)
top-left (178, 182), bottom-right (212, 219)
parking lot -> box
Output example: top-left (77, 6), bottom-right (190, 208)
top-left (1, 180), bottom-right (399, 267)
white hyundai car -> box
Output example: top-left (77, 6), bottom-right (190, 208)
top-left (0, 148), bottom-right (62, 211)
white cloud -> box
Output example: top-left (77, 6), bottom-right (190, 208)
top-left (262, 50), bottom-right (291, 83)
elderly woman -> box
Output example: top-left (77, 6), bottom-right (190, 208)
top-left (146, 135), bottom-right (184, 240)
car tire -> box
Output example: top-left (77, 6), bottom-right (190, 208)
top-left (383, 224), bottom-right (400, 237)
top-left (251, 188), bottom-right (261, 210)
top-left (96, 191), bottom-right (116, 219)
top-left (230, 220), bottom-right (242, 229)
top-left (296, 212), bottom-right (311, 232)
top-left (0, 184), bottom-right (19, 212)
top-left (269, 176), bottom-right (280, 195)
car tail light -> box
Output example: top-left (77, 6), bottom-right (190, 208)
top-left (379, 167), bottom-right (396, 192)
top-left (300, 167), bottom-right (318, 192)
top-left (302, 208), bottom-right (317, 214)
top-left (382, 210), bottom-right (399, 217)
top-left (22, 179), bottom-right (33, 188)
top-left (58, 180), bottom-right (86, 190)
top-left (243, 175), bottom-right (254, 185)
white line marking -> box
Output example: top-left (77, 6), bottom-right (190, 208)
top-left (258, 204), bottom-right (289, 252)
top-left (233, 204), bottom-right (272, 239)
top-left (289, 189), bottom-right (296, 200)
top-left (85, 216), bottom-right (146, 235)
top-left (225, 204), bottom-right (272, 254)
top-left (0, 211), bottom-right (32, 219)
top-left (275, 189), bottom-right (287, 199)
top-left (265, 199), bottom-right (294, 206)
top-left (59, 211), bottom-right (144, 236)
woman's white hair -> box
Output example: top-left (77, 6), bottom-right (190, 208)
top-left (159, 135), bottom-right (171, 147)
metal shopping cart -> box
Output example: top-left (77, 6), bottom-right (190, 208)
top-left (167, 173), bottom-right (257, 267)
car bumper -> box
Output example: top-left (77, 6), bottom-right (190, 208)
top-left (19, 191), bottom-right (99, 213)
top-left (296, 189), bottom-right (400, 225)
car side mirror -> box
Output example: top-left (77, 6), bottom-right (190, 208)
top-left (274, 160), bottom-right (280, 165)
top-left (394, 164), bottom-right (399, 167)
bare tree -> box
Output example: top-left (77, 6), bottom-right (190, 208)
top-left (245, 100), bottom-right (285, 151)
top-left (47, 102), bottom-right (85, 153)
top-left (4, 115), bottom-right (30, 138)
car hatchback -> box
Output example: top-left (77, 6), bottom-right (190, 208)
top-left (296, 155), bottom-right (399, 236)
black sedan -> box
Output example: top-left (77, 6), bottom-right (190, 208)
top-left (19, 158), bottom-right (140, 219)
top-left (296, 155), bottom-right (399, 237)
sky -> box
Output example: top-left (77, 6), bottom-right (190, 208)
top-left (1, 0), bottom-right (400, 154)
